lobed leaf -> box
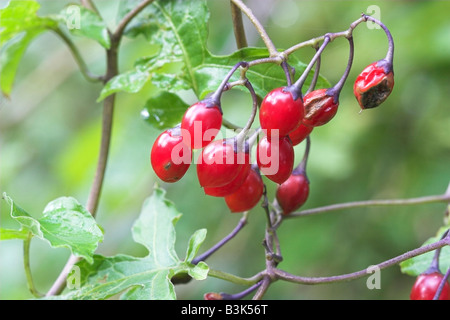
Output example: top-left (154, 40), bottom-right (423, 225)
top-left (58, 4), bottom-right (111, 49)
top-left (0, 0), bottom-right (58, 97)
top-left (98, 0), bottom-right (329, 103)
top-left (2, 193), bottom-right (103, 264)
top-left (52, 187), bottom-right (208, 300)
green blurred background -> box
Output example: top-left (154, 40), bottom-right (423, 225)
top-left (1, 0), bottom-right (449, 300)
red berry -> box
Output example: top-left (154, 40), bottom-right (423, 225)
top-left (259, 87), bottom-right (304, 138)
top-left (288, 122), bottom-right (313, 146)
top-left (203, 151), bottom-right (251, 197)
top-left (302, 88), bottom-right (339, 127)
top-left (276, 169), bottom-right (309, 215)
top-left (353, 60), bottom-right (394, 109)
top-left (410, 272), bottom-right (450, 300)
top-left (196, 139), bottom-right (243, 188)
top-left (225, 166), bottom-right (264, 213)
top-left (256, 135), bottom-right (294, 184)
top-left (150, 127), bottom-right (192, 183)
top-left (181, 101), bottom-right (222, 149)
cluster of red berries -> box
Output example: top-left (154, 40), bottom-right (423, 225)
top-left (150, 53), bottom-right (394, 215)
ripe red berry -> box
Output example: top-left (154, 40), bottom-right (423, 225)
top-left (302, 88), bottom-right (339, 127)
top-left (150, 127), bottom-right (192, 183)
top-left (259, 87), bottom-right (304, 138)
top-left (203, 151), bottom-right (251, 197)
top-left (181, 101), bottom-right (222, 149)
top-left (353, 59), bottom-right (394, 109)
top-left (276, 168), bottom-right (309, 215)
top-left (256, 135), bottom-right (294, 184)
top-left (196, 139), bottom-right (243, 188)
top-left (225, 166), bottom-right (264, 213)
top-left (410, 272), bottom-right (450, 300)
top-left (288, 122), bottom-right (313, 146)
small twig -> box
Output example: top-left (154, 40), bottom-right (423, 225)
top-left (192, 213), bottom-right (248, 264)
top-left (230, 0), bottom-right (248, 49)
top-left (23, 233), bottom-right (43, 298)
top-left (274, 235), bottom-right (450, 285)
top-left (80, 0), bottom-right (100, 15)
top-left (433, 265), bottom-right (450, 300)
top-left (113, 0), bottom-right (155, 41)
top-left (252, 277), bottom-right (271, 300)
top-left (52, 28), bottom-right (103, 82)
top-left (230, 0), bottom-right (278, 57)
top-left (207, 269), bottom-right (263, 287)
top-left (288, 190), bottom-right (450, 219)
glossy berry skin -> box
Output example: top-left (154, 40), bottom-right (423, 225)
top-left (276, 170), bottom-right (309, 215)
top-left (302, 88), bottom-right (339, 127)
top-left (197, 139), bottom-right (243, 188)
top-left (256, 135), bottom-right (294, 184)
top-left (203, 152), bottom-right (251, 197)
top-left (354, 60), bottom-right (394, 109)
top-left (410, 272), bottom-right (450, 300)
top-left (181, 101), bottom-right (222, 149)
top-left (151, 128), bottom-right (192, 183)
top-left (225, 167), bottom-right (264, 213)
top-left (288, 122), bottom-right (313, 146)
top-left (259, 87), bottom-right (304, 138)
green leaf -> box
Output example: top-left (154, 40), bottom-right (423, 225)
top-left (54, 187), bottom-right (208, 300)
top-left (0, 0), bottom-right (58, 97)
top-left (185, 229), bottom-right (207, 263)
top-left (59, 5), bottom-right (111, 49)
top-left (97, 69), bottom-right (150, 102)
top-left (98, 0), bottom-right (329, 101)
top-left (141, 91), bottom-right (189, 129)
top-left (400, 227), bottom-right (450, 276)
top-left (0, 228), bottom-right (29, 241)
top-left (2, 193), bottom-right (103, 264)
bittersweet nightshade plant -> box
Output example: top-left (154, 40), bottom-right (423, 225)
top-left (1, 0), bottom-right (449, 301)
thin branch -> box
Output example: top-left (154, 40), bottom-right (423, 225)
top-left (230, 0), bottom-right (278, 57)
top-left (80, 0), bottom-right (99, 15)
top-left (207, 269), bottom-right (263, 287)
top-left (230, 0), bottom-right (248, 49)
top-left (23, 233), bottom-right (43, 298)
top-left (52, 28), bottom-right (103, 83)
top-left (192, 213), bottom-right (248, 264)
top-left (433, 265), bottom-right (450, 300)
top-left (113, 0), bottom-right (155, 40)
top-left (274, 236), bottom-right (450, 285)
top-left (287, 191), bottom-right (450, 219)
top-left (252, 277), bottom-right (271, 300)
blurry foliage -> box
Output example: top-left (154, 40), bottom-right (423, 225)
top-left (1, 0), bottom-right (449, 300)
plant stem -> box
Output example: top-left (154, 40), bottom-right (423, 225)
top-left (52, 28), bottom-right (103, 83)
top-left (23, 233), bottom-right (43, 298)
top-left (274, 235), bottom-right (450, 285)
top-left (80, 0), bottom-right (99, 14)
top-left (230, 0), bottom-right (248, 49)
top-left (433, 265), bottom-right (450, 300)
top-left (192, 213), bottom-right (248, 264)
top-left (113, 0), bottom-right (155, 40)
top-left (252, 277), bottom-right (271, 300)
top-left (208, 268), bottom-right (263, 286)
top-left (230, 0), bottom-right (278, 57)
top-left (287, 191), bottom-right (450, 219)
